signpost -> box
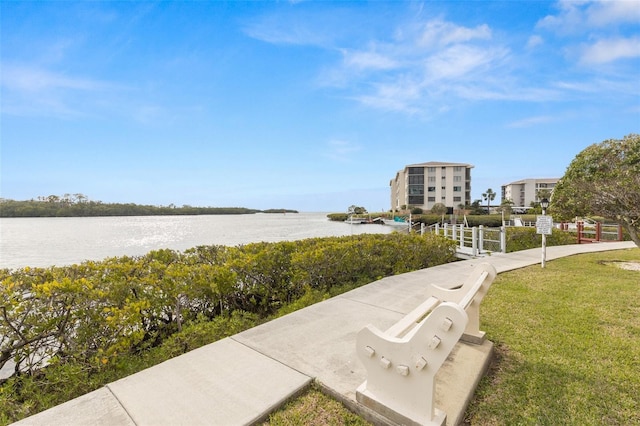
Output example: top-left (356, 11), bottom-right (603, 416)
top-left (537, 210), bottom-right (552, 268)
top-left (536, 215), bottom-right (553, 235)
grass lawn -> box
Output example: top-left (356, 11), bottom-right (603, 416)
top-left (264, 248), bottom-right (640, 425)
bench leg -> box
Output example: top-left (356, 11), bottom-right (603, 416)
top-left (461, 301), bottom-right (486, 344)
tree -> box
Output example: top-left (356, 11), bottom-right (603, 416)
top-left (431, 203), bottom-right (447, 215)
top-left (431, 203), bottom-right (447, 224)
top-left (347, 205), bottom-right (367, 215)
top-left (481, 189), bottom-right (496, 214)
top-left (498, 198), bottom-right (514, 216)
top-left (469, 200), bottom-right (484, 215)
top-left (552, 134), bottom-right (640, 247)
top-left (536, 189), bottom-right (552, 202)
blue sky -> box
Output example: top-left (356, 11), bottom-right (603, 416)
top-left (1, 1), bottom-right (639, 212)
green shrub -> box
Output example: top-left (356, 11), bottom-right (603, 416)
top-left (465, 216), bottom-right (503, 227)
top-left (326, 213), bottom-right (348, 221)
top-left (0, 233), bottom-right (456, 424)
top-left (411, 214), bottom-right (504, 228)
top-left (412, 214), bottom-right (441, 226)
top-left (505, 227), bottom-right (577, 253)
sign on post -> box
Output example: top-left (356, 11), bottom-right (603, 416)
top-left (536, 215), bottom-right (553, 235)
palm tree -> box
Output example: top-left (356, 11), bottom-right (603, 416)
top-left (482, 188), bottom-right (496, 214)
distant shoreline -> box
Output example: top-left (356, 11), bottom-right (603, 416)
top-left (0, 198), bottom-right (298, 218)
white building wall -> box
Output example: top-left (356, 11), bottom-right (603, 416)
top-left (501, 178), bottom-right (558, 208)
top-left (390, 162), bottom-right (473, 212)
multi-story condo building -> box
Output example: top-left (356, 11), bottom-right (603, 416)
top-left (390, 162), bottom-right (473, 212)
top-left (501, 178), bottom-right (559, 209)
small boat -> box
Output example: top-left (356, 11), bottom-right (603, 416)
top-left (345, 215), bottom-right (385, 225)
top-left (382, 215), bottom-right (414, 229)
top-left (383, 216), bottom-right (408, 226)
top-left (345, 217), bottom-right (368, 224)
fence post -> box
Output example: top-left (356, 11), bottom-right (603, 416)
top-left (596, 222), bottom-right (602, 242)
top-left (452, 223), bottom-right (457, 241)
top-left (472, 226), bottom-right (478, 257)
top-left (435, 223), bottom-right (440, 236)
top-left (577, 222), bottom-right (583, 244)
top-left (459, 224), bottom-right (464, 248)
top-left (500, 226), bottom-right (506, 253)
top-left (618, 224), bottom-right (623, 241)
top-left (478, 225), bottom-right (484, 253)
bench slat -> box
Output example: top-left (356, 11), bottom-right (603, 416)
top-left (385, 296), bottom-right (440, 338)
top-left (458, 271), bottom-right (488, 310)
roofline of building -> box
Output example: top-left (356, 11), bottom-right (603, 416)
top-left (502, 177), bottom-right (560, 186)
top-left (404, 161), bottom-right (474, 168)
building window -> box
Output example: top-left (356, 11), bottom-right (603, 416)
top-left (441, 186), bottom-right (446, 191)
top-left (428, 186), bottom-right (435, 192)
top-left (408, 196), bottom-right (424, 204)
top-left (427, 196), bottom-right (436, 202)
top-left (408, 167), bottom-right (424, 175)
top-left (428, 176), bottom-right (436, 182)
top-left (454, 176), bottom-right (462, 182)
top-left (427, 167), bottom-right (436, 172)
top-left (408, 185), bottom-right (424, 195)
top-left (454, 166), bottom-right (463, 172)
top-left (454, 196), bottom-right (462, 202)
top-left (454, 186), bottom-right (461, 192)
top-left (408, 175), bottom-right (424, 184)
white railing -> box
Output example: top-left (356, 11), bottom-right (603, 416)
top-left (431, 224), bottom-right (506, 255)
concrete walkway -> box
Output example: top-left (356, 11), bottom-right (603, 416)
top-left (13, 242), bottom-right (636, 426)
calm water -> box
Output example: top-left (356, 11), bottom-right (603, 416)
top-left (0, 213), bottom-right (393, 270)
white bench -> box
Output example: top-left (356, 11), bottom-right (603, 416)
top-left (356, 263), bottom-right (497, 426)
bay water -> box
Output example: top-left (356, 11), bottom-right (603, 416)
top-left (0, 213), bottom-right (393, 270)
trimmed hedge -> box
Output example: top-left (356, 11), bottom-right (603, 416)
top-left (0, 233), bottom-right (456, 424)
top-left (328, 213), bottom-right (522, 228)
top-left (505, 227), bottom-right (577, 252)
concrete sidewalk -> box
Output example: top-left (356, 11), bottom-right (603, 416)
top-left (13, 242), bottom-right (636, 426)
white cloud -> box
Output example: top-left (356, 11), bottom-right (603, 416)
top-left (507, 115), bottom-right (556, 128)
top-left (341, 49), bottom-right (399, 71)
top-left (553, 80), bottom-right (599, 92)
top-left (324, 139), bottom-right (362, 162)
top-left (242, 11), bottom-right (335, 46)
top-left (555, 77), bottom-right (640, 96)
top-left (453, 85), bottom-right (561, 102)
top-left (418, 19), bottom-right (492, 47)
top-left (585, 0), bottom-right (640, 27)
top-left (0, 64), bottom-right (121, 118)
top-left (244, 22), bottom-right (325, 46)
top-left (424, 44), bottom-right (507, 82)
top-left (537, 0), bottom-right (640, 32)
top-left (320, 17), bottom-right (513, 114)
top-left (534, 1), bottom-right (640, 68)
top-left (354, 77), bottom-right (423, 114)
top-left (527, 35), bottom-right (544, 49)
top-left (1, 64), bottom-right (111, 92)
top-left (251, 4), bottom-right (637, 116)
top-left (537, 1), bottom-right (587, 33)
top-left (580, 37), bottom-right (640, 64)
